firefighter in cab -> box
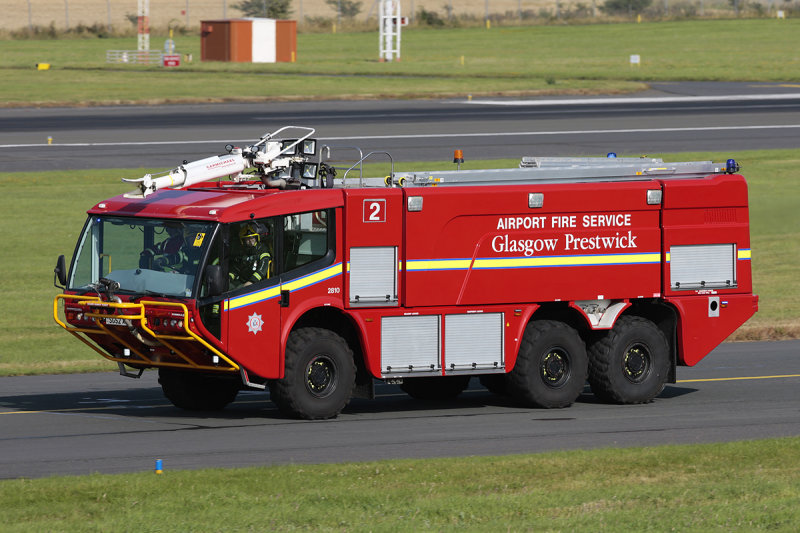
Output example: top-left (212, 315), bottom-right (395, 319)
top-left (140, 223), bottom-right (185, 270)
top-left (230, 222), bottom-right (272, 288)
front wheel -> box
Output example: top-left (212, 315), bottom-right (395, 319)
top-left (588, 316), bottom-right (670, 404)
top-left (269, 328), bottom-right (356, 420)
top-left (506, 320), bottom-right (588, 408)
top-left (158, 369), bottom-right (240, 411)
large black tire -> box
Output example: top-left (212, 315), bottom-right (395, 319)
top-left (400, 375), bottom-right (471, 401)
top-left (269, 327), bottom-right (356, 420)
top-left (506, 320), bottom-right (588, 408)
top-left (158, 368), bottom-right (240, 411)
top-left (588, 316), bottom-right (670, 404)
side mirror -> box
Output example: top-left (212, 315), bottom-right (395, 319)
top-left (204, 264), bottom-right (226, 297)
top-left (54, 255), bottom-right (67, 288)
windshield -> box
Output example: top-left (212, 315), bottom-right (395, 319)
top-left (69, 216), bottom-right (216, 298)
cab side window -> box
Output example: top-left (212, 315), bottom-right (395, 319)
top-left (282, 210), bottom-right (330, 272)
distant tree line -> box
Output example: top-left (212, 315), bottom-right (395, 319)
top-left (233, 0), bottom-right (364, 19)
top-left (600, 0), bottom-right (654, 15)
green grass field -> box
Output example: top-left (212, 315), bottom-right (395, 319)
top-left (1, 149), bottom-right (797, 376)
top-left (1, 19), bottom-right (798, 526)
top-left (1, 437), bottom-right (798, 531)
top-left (2, 19), bottom-right (800, 105)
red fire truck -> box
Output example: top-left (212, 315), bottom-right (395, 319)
top-left (53, 126), bottom-right (758, 419)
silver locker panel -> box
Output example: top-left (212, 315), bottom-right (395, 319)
top-left (381, 315), bottom-right (440, 375)
top-left (349, 246), bottom-right (398, 306)
top-left (444, 313), bottom-right (504, 371)
top-left (670, 244), bottom-right (737, 290)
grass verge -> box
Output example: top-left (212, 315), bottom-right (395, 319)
top-left (0, 148), bottom-right (797, 376)
top-left (2, 19), bottom-right (800, 106)
top-left (2, 437), bottom-right (799, 531)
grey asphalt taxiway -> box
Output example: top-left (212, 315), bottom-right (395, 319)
top-left (4, 82), bottom-right (800, 173)
top-left (1, 340), bottom-right (798, 479)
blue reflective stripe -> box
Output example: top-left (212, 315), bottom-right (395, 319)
top-left (406, 252), bottom-right (662, 272)
top-left (227, 263), bottom-right (343, 311)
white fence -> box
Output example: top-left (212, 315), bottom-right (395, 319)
top-left (106, 50), bottom-right (164, 65)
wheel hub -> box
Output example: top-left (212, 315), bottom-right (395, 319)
top-left (306, 356), bottom-right (336, 397)
top-left (540, 349), bottom-right (570, 387)
top-left (623, 344), bottom-right (650, 382)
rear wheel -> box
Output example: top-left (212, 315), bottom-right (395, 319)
top-left (400, 375), bottom-right (471, 401)
top-left (506, 320), bottom-right (588, 408)
top-left (269, 327), bottom-right (356, 420)
top-left (158, 369), bottom-right (240, 411)
top-left (588, 316), bottom-right (669, 404)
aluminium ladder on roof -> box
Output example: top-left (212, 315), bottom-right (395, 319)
top-left (384, 157), bottom-right (730, 188)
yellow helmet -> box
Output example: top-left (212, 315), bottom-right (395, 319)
top-left (239, 223), bottom-right (260, 244)
top-left (165, 222), bottom-right (182, 236)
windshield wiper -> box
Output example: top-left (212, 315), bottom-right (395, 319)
top-left (142, 289), bottom-right (171, 298)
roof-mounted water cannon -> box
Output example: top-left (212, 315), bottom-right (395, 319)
top-left (122, 126), bottom-right (317, 198)
top-left (248, 127), bottom-right (319, 188)
top-left (123, 152), bottom-right (250, 198)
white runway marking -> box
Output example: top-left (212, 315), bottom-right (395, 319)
top-left (459, 93), bottom-right (800, 106)
top-left (3, 124), bottom-right (800, 149)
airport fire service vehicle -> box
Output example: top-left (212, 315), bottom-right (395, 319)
top-left (53, 126), bottom-right (758, 419)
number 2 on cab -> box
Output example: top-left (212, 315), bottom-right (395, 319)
top-left (363, 199), bottom-right (386, 223)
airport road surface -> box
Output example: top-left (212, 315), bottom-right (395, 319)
top-left (1, 340), bottom-right (798, 479)
top-left (3, 82), bottom-right (800, 173)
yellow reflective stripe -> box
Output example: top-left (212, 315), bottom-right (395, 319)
top-left (665, 249), bottom-right (751, 263)
top-left (227, 263), bottom-right (343, 311)
top-left (405, 253), bottom-right (660, 272)
top-left (474, 253), bottom-right (661, 269)
top-left (281, 264), bottom-right (342, 292)
top-left (228, 286), bottom-right (282, 310)
top-left (406, 259), bottom-right (473, 271)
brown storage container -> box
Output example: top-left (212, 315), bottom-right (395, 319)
top-left (201, 19), bottom-right (296, 63)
